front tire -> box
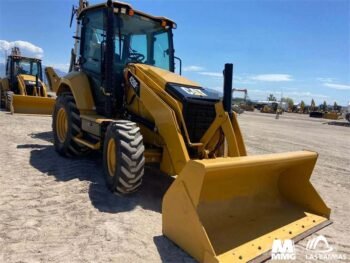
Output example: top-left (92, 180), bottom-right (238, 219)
top-left (103, 121), bottom-right (145, 194)
top-left (52, 92), bottom-right (89, 157)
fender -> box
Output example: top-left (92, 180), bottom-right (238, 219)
top-left (57, 71), bottom-right (95, 114)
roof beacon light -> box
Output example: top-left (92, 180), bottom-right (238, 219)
top-left (161, 20), bottom-right (167, 28)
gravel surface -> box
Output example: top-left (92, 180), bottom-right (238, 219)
top-left (0, 110), bottom-right (349, 262)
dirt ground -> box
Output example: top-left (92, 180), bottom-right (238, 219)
top-left (0, 110), bottom-right (349, 262)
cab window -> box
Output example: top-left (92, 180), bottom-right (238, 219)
top-left (129, 34), bottom-right (147, 63)
top-left (81, 10), bottom-right (105, 74)
top-left (153, 31), bottom-right (170, 70)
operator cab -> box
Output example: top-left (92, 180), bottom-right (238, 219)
top-left (76, 1), bottom-right (176, 115)
top-left (6, 55), bottom-right (43, 94)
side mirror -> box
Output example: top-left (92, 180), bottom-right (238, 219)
top-left (174, 56), bottom-right (182, 75)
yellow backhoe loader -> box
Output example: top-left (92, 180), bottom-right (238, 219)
top-left (0, 47), bottom-right (55, 114)
top-left (232, 88), bottom-right (255, 112)
top-left (47, 1), bottom-right (331, 262)
top-left (260, 102), bottom-right (283, 114)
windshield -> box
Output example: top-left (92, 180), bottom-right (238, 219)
top-left (81, 10), bottom-right (174, 74)
top-left (116, 14), bottom-right (173, 71)
top-left (14, 59), bottom-right (41, 77)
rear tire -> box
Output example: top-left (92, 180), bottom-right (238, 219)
top-left (0, 84), bottom-right (4, 109)
top-left (103, 121), bottom-right (145, 194)
top-left (52, 92), bottom-right (90, 157)
top-left (6, 91), bottom-right (14, 114)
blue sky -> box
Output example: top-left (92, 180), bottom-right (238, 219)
top-left (0, 0), bottom-right (349, 105)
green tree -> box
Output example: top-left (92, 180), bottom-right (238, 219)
top-left (267, 94), bottom-right (277, 101)
top-left (323, 101), bottom-right (328, 112)
top-left (311, 99), bottom-right (316, 111)
top-left (333, 101), bottom-right (338, 111)
top-left (300, 100), bottom-right (305, 113)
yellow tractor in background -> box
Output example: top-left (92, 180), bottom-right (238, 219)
top-left (47, 1), bottom-right (331, 262)
top-left (232, 88), bottom-right (255, 112)
top-left (0, 47), bottom-right (55, 114)
top-left (260, 101), bottom-right (283, 114)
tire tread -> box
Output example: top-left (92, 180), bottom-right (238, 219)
top-left (104, 121), bottom-right (145, 194)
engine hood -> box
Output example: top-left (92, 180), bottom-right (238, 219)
top-left (127, 64), bottom-right (220, 101)
top-left (128, 64), bottom-right (200, 89)
top-left (17, 74), bottom-right (44, 88)
top-left (17, 74), bottom-right (38, 82)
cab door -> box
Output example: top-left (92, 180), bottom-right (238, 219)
top-left (80, 9), bottom-right (106, 114)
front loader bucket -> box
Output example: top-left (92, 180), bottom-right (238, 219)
top-left (12, 95), bottom-right (55, 115)
top-left (163, 151), bottom-right (331, 263)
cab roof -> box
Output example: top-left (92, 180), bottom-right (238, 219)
top-left (78, 1), bottom-right (176, 28)
top-left (8, 55), bottom-right (42, 62)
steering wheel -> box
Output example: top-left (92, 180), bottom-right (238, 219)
top-left (128, 52), bottom-right (145, 63)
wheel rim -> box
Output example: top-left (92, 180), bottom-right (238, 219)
top-left (56, 108), bottom-right (68, 143)
top-left (107, 138), bottom-right (117, 177)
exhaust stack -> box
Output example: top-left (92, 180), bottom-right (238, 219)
top-left (223, 63), bottom-right (233, 117)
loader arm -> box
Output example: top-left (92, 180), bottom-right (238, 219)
top-left (45, 67), bottom-right (61, 93)
top-left (125, 65), bottom-right (190, 175)
top-left (124, 64), bottom-right (248, 173)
